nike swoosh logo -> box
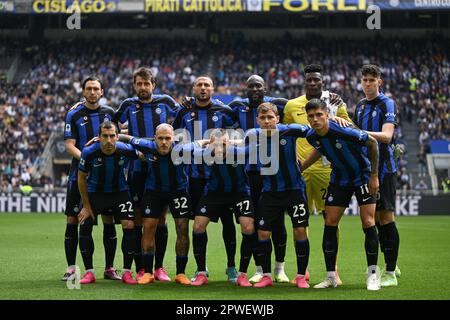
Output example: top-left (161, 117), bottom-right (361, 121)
top-left (243, 212), bottom-right (251, 215)
top-left (93, 164), bottom-right (102, 167)
top-left (297, 113), bottom-right (305, 116)
top-left (186, 118), bottom-right (195, 122)
top-left (363, 197), bottom-right (372, 202)
top-left (297, 220), bottom-right (307, 224)
top-left (180, 211), bottom-right (188, 215)
top-left (80, 122), bottom-right (88, 126)
top-left (132, 110), bottom-right (141, 114)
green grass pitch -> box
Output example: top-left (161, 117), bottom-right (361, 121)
top-left (0, 213), bottom-right (449, 300)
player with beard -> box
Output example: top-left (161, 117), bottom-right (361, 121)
top-left (77, 121), bottom-right (140, 285)
top-left (173, 75), bottom-right (240, 283)
top-left (114, 67), bottom-right (180, 282)
top-left (62, 76), bottom-right (120, 282)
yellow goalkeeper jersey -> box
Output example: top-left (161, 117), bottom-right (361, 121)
top-left (283, 92), bottom-right (353, 174)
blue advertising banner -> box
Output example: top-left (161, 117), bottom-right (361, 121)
top-left (430, 140), bottom-right (450, 154)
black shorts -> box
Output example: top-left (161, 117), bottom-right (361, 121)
top-left (128, 171), bottom-right (146, 206)
top-left (376, 173), bottom-right (396, 212)
top-left (88, 191), bottom-right (135, 222)
top-left (257, 189), bottom-right (309, 231)
top-left (141, 191), bottom-right (193, 219)
top-left (196, 193), bottom-right (255, 223)
top-left (65, 180), bottom-right (81, 217)
top-left (325, 183), bottom-right (377, 207)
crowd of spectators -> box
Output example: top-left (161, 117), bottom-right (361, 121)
top-left (0, 34), bottom-right (448, 192)
top-left (0, 38), bottom-right (207, 191)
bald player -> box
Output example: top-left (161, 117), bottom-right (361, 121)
top-left (119, 124), bottom-right (196, 285)
top-left (283, 64), bottom-right (351, 285)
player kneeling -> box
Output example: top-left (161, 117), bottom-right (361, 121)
top-left (191, 129), bottom-right (258, 287)
top-left (119, 124), bottom-right (196, 285)
top-left (77, 121), bottom-right (139, 285)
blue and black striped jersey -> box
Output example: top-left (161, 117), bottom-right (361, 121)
top-left (353, 92), bottom-right (397, 180)
top-left (306, 121), bottom-right (371, 188)
top-left (231, 96), bottom-right (287, 172)
top-left (78, 141), bottom-right (138, 193)
top-left (202, 146), bottom-right (249, 195)
top-left (172, 101), bottom-right (237, 179)
top-left (129, 138), bottom-right (193, 193)
top-left (114, 94), bottom-right (180, 173)
top-left (64, 103), bottom-right (115, 182)
top-left (247, 124), bottom-right (309, 192)
top-left (230, 96), bottom-right (286, 131)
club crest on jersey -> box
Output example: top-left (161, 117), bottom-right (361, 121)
top-left (191, 112), bottom-right (196, 118)
top-left (259, 219), bottom-right (265, 226)
top-left (200, 207), bottom-right (207, 213)
top-left (73, 206), bottom-right (79, 213)
top-left (97, 158), bottom-right (102, 162)
top-left (145, 206), bottom-right (151, 214)
top-left (328, 195), bottom-right (334, 202)
top-left (372, 111), bottom-right (377, 117)
top-left (118, 159), bottom-right (124, 166)
top-left (212, 115), bottom-right (219, 122)
top-left (84, 116), bottom-right (88, 121)
top-left (133, 195), bottom-right (139, 202)
top-left (280, 139), bottom-right (287, 146)
top-left (155, 108), bottom-right (162, 115)
top-left (335, 141), bottom-right (342, 149)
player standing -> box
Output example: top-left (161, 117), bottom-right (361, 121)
top-left (114, 67), bottom-right (180, 281)
top-left (354, 64), bottom-right (401, 286)
top-left (62, 77), bottom-right (120, 282)
top-left (173, 75), bottom-right (240, 283)
top-left (302, 99), bottom-right (381, 291)
top-left (283, 64), bottom-right (350, 285)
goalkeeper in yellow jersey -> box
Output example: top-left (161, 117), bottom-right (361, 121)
top-left (283, 64), bottom-right (352, 286)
